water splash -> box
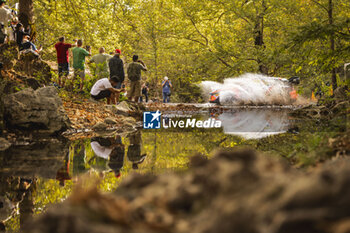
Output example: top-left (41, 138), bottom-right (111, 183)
top-left (201, 73), bottom-right (297, 105)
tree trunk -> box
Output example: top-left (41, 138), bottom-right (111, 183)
top-left (19, 0), bottom-right (34, 29)
top-left (255, 0), bottom-right (268, 75)
top-left (19, 0), bottom-right (36, 40)
top-left (328, 0), bottom-right (337, 91)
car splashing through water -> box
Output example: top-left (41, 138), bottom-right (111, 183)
top-left (201, 73), bottom-right (299, 105)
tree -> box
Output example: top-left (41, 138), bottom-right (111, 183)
top-left (19, 0), bottom-right (36, 39)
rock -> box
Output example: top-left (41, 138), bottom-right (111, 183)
top-left (104, 117), bottom-right (117, 125)
top-left (92, 122), bottom-right (108, 131)
top-left (0, 140), bottom-right (68, 179)
top-left (290, 104), bottom-right (326, 118)
top-left (22, 149), bottom-right (350, 233)
top-left (25, 77), bottom-right (41, 90)
top-left (331, 101), bottom-right (349, 115)
top-left (334, 86), bottom-right (348, 99)
top-left (106, 101), bottom-right (144, 119)
top-left (3, 87), bottom-right (70, 135)
top-left (0, 41), bottom-right (18, 70)
top-left (108, 101), bottom-right (132, 116)
top-left (0, 138), bottom-right (10, 151)
top-left (15, 52), bottom-right (52, 84)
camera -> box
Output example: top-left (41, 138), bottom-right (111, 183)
top-left (86, 45), bottom-right (91, 50)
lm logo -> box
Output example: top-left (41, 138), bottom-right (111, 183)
top-left (143, 111), bottom-right (161, 129)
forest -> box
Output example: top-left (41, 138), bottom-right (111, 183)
top-left (6, 0), bottom-right (350, 100)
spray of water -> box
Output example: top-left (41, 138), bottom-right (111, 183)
top-left (201, 73), bottom-right (298, 105)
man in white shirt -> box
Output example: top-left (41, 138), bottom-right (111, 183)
top-left (90, 77), bottom-right (123, 104)
top-left (0, 1), bottom-right (13, 35)
top-left (91, 139), bottom-right (113, 160)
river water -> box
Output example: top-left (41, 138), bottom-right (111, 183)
top-left (0, 107), bottom-right (346, 232)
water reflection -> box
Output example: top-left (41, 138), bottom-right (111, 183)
top-left (0, 108), bottom-right (307, 232)
top-left (215, 109), bottom-right (291, 139)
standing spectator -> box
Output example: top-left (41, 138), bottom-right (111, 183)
top-left (0, 0), bottom-right (12, 35)
top-left (55, 36), bottom-right (76, 87)
top-left (109, 49), bottom-right (125, 89)
top-left (8, 17), bottom-right (18, 41)
top-left (72, 39), bottom-right (91, 91)
top-left (89, 47), bottom-right (112, 79)
top-left (127, 55), bottom-right (147, 102)
top-left (14, 23), bottom-right (29, 47)
top-left (140, 82), bottom-right (149, 103)
top-left (162, 76), bottom-right (172, 103)
top-left (0, 23), bottom-right (6, 44)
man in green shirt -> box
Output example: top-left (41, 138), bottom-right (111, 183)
top-left (72, 39), bottom-right (91, 91)
top-left (89, 47), bottom-right (112, 79)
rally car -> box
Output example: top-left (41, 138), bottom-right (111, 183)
top-left (209, 76), bottom-right (300, 105)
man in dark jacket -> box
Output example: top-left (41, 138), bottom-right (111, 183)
top-left (108, 49), bottom-right (125, 89)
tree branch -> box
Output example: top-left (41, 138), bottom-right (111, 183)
top-left (310, 0), bottom-right (329, 13)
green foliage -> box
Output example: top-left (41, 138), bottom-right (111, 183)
top-left (5, 0), bottom-right (350, 100)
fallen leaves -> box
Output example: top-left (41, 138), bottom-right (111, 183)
top-left (63, 99), bottom-right (119, 130)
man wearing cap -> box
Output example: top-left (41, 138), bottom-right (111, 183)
top-left (109, 49), bottom-right (125, 90)
top-left (0, 0), bottom-right (13, 35)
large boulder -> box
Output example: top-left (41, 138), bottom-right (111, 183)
top-left (3, 86), bottom-right (70, 134)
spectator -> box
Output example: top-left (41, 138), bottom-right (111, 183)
top-left (8, 17), bottom-right (18, 41)
top-left (55, 36), bottom-right (76, 87)
top-left (162, 76), bottom-right (172, 103)
top-left (140, 82), bottom-right (149, 103)
top-left (72, 39), bottom-right (91, 91)
top-left (127, 55), bottom-right (147, 102)
top-left (0, 23), bottom-right (6, 44)
top-left (89, 47), bottom-right (112, 79)
top-left (14, 23), bottom-right (29, 47)
top-left (0, 0), bottom-right (12, 35)
top-left (109, 49), bottom-right (124, 89)
top-left (20, 35), bottom-right (41, 54)
top-left (90, 77), bottom-right (124, 104)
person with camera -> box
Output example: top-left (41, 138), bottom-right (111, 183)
top-left (55, 36), bottom-right (76, 87)
top-left (72, 39), bottom-right (91, 91)
top-left (127, 55), bottom-right (147, 102)
top-left (162, 76), bottom-right (172, 103)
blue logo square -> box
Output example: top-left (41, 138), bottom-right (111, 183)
top-left (143, 111), bottom-right (161, 129)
